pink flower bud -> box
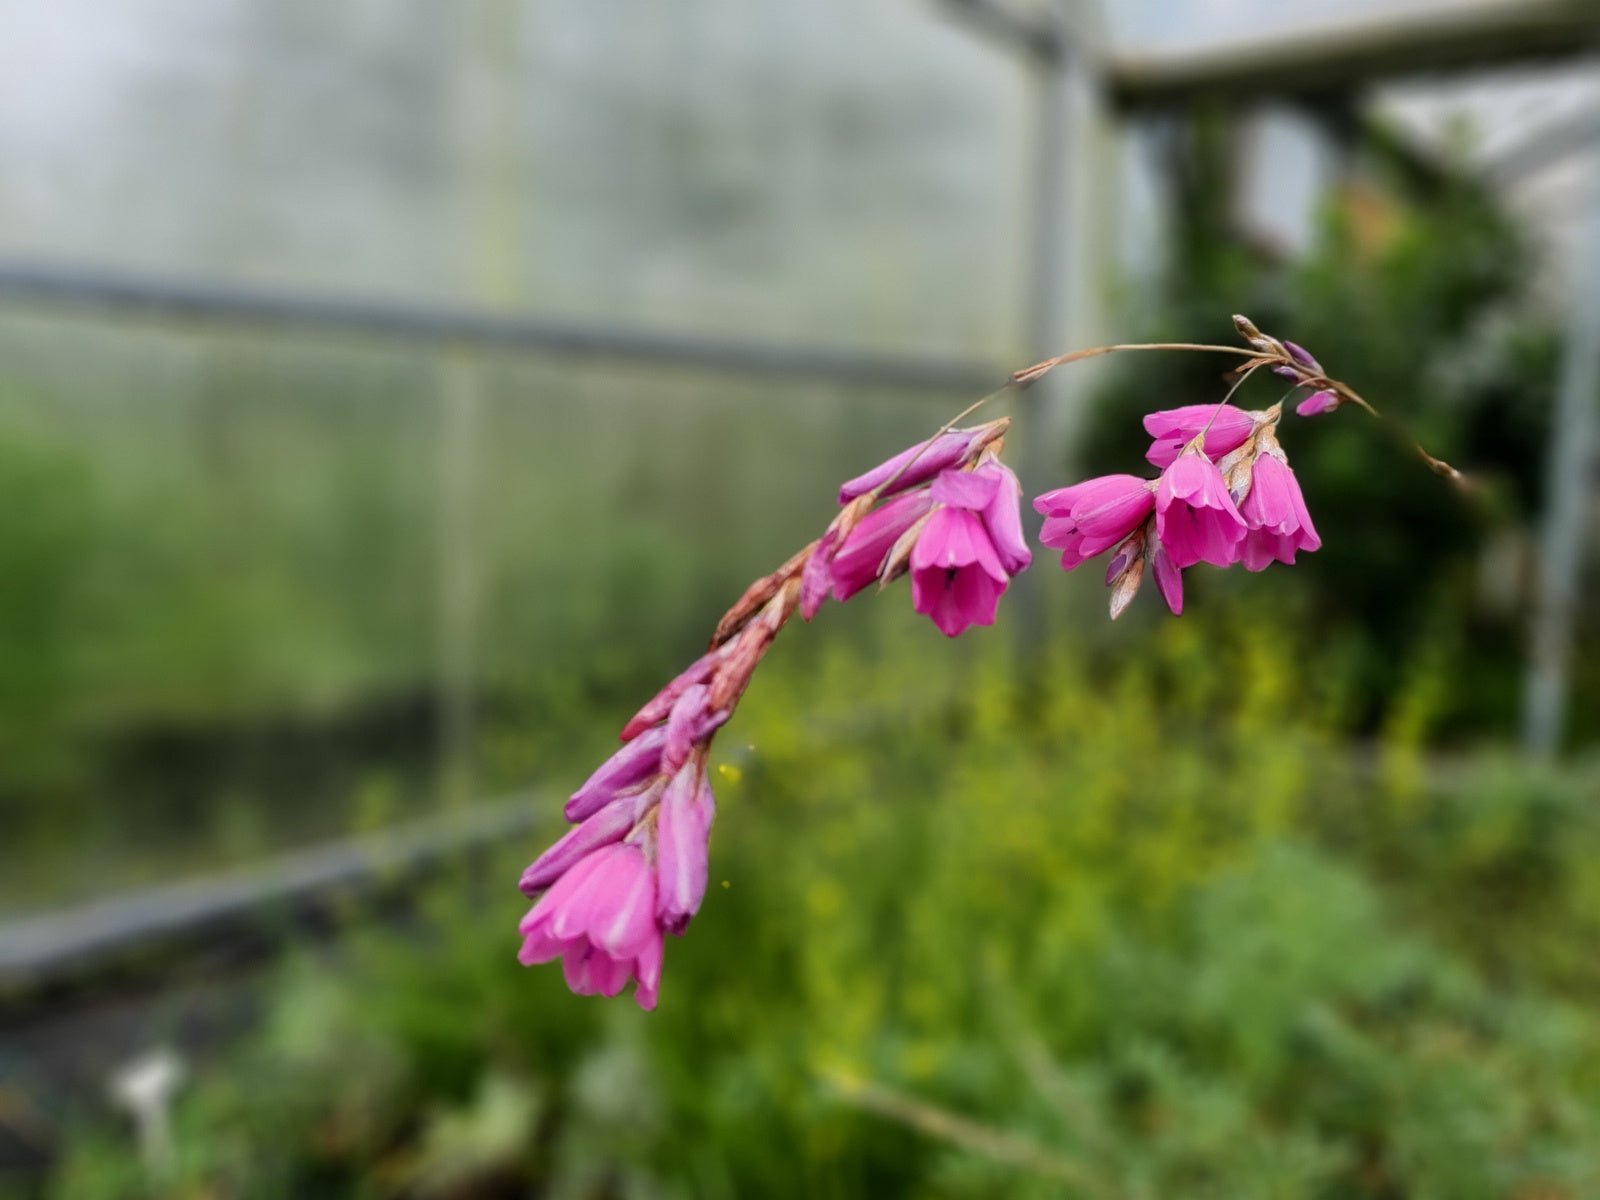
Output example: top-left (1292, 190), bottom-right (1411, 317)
top-left (566, 726), bottom-right (668, 822)
top-left (798, 528), bottom-right (839, 621)
top-left (1151, 543), bottom-right (1183, 615)
top-left (1295, 389), bottom-right (1340, 418)
top-left (520, 787), bottom-right (650, 896)
top-left (655, 759), bottom-right (712, 934)
top-left (1284, 340), bottom-right (1322, 372)
top-left (827, 490), bottom-right (936, 603)
top-left (836, 428), bottom-right (983, 503)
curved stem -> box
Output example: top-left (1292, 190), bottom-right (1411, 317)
top-left (1012, 342), bottom-right (1268, 384)
top-left (1193, 360), bottom-right (1267, 443)
top-left (1305, 374), bottom-right (1464, 486)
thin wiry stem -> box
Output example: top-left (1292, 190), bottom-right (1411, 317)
top-left (1013, 337), bottom-right (1465, 488)
top-left (876, 341), bottom-right (1274, 500)
top-left (1012, 341), bottom-right (1268, 384)
top-left (822, 1071), bottom-right (1113, 1195)
top-left (1296, 372), bottom-right (1464, 486)
top-left (1193, 358), bottom-right (1268, 444)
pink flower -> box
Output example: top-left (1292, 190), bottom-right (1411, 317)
top-left (826, 489), bottom-right (936, 602)
top-left (1143, 404), bottom-right (1258, 468)
top-left (525, 678), bottom-right (725, 1009)
top-left (837, 428), bottom-right (986, 503)
top-left (1295, 389), bottom-right (1340, 418)
top-left (1155, 452), bottom-right (1247, 569)
top-left (904, 463), bottom-right (1031, 637)
top-left (1034, 474), bottom-right (1155, 569)
top-left (1237, 453), bottom-right (1321, 570)
top-left (519, 843), bottom-right (665, 1010)
top-left (910, 505), bottom-right (1008, 636)
top-left (824, 459), bottom-right (1029, 637)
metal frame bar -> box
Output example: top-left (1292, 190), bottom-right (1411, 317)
top-left (1523, 150), bottom-right (1600, 755)
top-left (1109, 1), bottom-right (1599, 109)
top-left (0, 794), bottom-right (548, 1009)
top-left (0, 261), bottom-right (1001, 394)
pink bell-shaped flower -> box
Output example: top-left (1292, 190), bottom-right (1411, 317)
top-left (1155, 450), bottom-right (1248, 569)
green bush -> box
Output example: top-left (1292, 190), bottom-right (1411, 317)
top-left (50, 620), bottom-right (1600, 1197)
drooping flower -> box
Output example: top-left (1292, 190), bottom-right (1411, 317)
top-left (819, 451), bottom-right (1030, 637)
top-left (1143, 404), bottom-right (1259, 468)
top-left (523, 687), bottom-right (721, 1010)
top-left (1237, 450), bottom-right (1321, 571)
top-left (1034, 474), bottom-right (1155, 570)
top-left (910, 505), bottom-right (1008, 637)
top-left (800, 421), bottom-right (1010, 622)
top-left (902, 461), bottom-right (1030, 637)
top-left (518, 842), bottom-right (665, 1009)
top-left (1155, 450), bottom-right (1247, 569)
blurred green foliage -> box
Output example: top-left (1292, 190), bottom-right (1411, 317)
top-left (48, 620), bottom-right (1600, 1197)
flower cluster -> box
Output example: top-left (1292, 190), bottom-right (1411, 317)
top-left (1034, 398), bottom-right (1320, 618)
top-left (516, 678), bottom-right (722, 1009)
top-left (520, 321), bottom-right (1394, 1010)
top-left (801, 418), bottom-right (1031, 636)
top-left (518, 419), bottom-right (1029, 1005)
top-left (515, 559), bottom-right (807, 1008)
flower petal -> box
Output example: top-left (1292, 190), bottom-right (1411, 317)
top-left (929, 467), bottom-right (1002, 512)
top-left (976, 461), bottom-right (1031, 575)
top-left (837, 429), bottom-right (979, 503)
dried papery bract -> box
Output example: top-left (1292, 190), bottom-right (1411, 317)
top-left (517, 315), bottom-right (1459, 1007)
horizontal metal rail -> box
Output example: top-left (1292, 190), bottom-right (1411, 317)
top-left (0, 795), bottom-right (547, 1007)
top-left (1108, 0), bottom-right (1600, 109)
top-left (0, 260), bottom-right (1003, 394)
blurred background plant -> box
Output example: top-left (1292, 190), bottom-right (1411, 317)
top-left (2, 0), bottom-right (1598, 1196)
top-left (43, 622), bottom-right (1600, 1197)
